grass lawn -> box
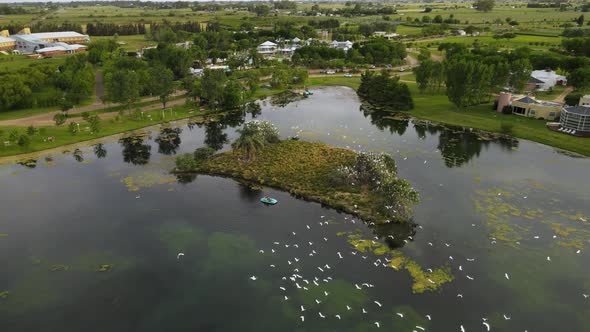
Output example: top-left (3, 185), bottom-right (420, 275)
top-left (407, 83), bottom-right (590, 157)
top-left (0, 55), bottom-right (67, 73)
top-left (0, 103), bottom-right (205, 158)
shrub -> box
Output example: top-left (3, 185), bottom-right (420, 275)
top-left (68, 122), bottom-right (78, 135)
top-left (87, 115), bottom-right (101, 132)
top-left (17, 134), bottom-right (31, 147)
top-left (26, 125), bottom-right (37, 136)
top-left (54, 113), bottom-right (67, 126)
top-left (194, 146), bottom-right (216, 161)
top-left (175, 153), bottom-right (198, 171)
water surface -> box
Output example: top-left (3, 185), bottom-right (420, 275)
top-left (1, 87), bottom-right (589, 332)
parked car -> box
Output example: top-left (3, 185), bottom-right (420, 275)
top-left (369, 65), bottom-right (376, 69)
top-left (399, 67), bottom-right (405, 72)
top-left (326, 70), bottom-right (336, 75)
top-left (344, 73), bottom-right (353, 78)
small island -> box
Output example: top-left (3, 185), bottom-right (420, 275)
top-left (174, 121), bottom-right (419, 224)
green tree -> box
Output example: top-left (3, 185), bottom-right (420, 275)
top-left (474, 0), bottom-right (495, 12)
top-left (508, 58), bottom-right (532, 92)
top-left (88, 115), bottom-right (101, 133)
top-left (54, 113), bottom-right (67, 126)
top-left (104, 69), bottom-right (140, 110)
top-left (148, 66), bottom-right (175, 109)
top-left (200, 69), bottom-right (227, 109)
top-left (569, 67), bottom-right (590, 90)
top-left (232, 127), bottom-right (265, 161)
top-left (577, 14), bottom-right (585, 26)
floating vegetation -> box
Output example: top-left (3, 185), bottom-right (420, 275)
top-left (344, 233), bottom-right (454, 294)
top-left (96, 264), bottom-right (113, 272)
top-left (49, 264), bottom-right (69, 272)
top-left (30, 256), bottom-right (41, 265)
top-left (16, 159), bottom-right (37, 168)
top-left (121, 171), bottom-right (177, 192)
top-left (269, 90), bottom-right (307, 107)
top-left (474, 186), bottom-right (590, 249)
top-left (0, 291), bottom-right (9, 299)
top-left (0, 233), bottom-right (7, 237)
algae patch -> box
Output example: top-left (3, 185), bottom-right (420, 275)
top-left (344, 233), bottom-right (454, 294)
top-left (121, 171), bottom-right (177, 192)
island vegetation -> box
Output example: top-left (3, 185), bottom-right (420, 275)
top-left (175, 120), bottom-right (419, 224)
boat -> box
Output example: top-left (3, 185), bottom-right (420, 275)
top-left (260, 197), bottom-right (278, 205)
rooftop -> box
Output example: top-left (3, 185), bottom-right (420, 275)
top-left (563, 105), bottom-right (590, 116)
top-left (30, 31), bottom-right (88, 39)
top-left (0, 36), bottom-right (14, 43)
top-left (259, 41), bottom-right (277, 47)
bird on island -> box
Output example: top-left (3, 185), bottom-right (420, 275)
top-left (300, 305), bottom-right (305, 312)
top-left (249, 276), bottom-right (257, 281)
top-left (457, 294), bottom-right (463, 298)
top-left (136, 194), bottom-right (141, 199)
top-left (374, 322), bottom-right (381, 328)
top-left (284, 296), bottom-right (288, 301)
top-left (270, 264), bottom-right (275, 268)
top-left (306, 225), bottom-right (310, 229)
top-left (337, 252), bottom-right (343, 259)
top-left (503, 314), bottom-right (511, 320)
top-left (362, 308), bottom-right (368, 314)
top-left (483, 322), bottom-right (491, 331)
top-left (425, 315), bottom-right (431, 321)
top-left (459, 265), bottom-right (463, 271)
top-left (374, 300), bottom-right (382, 307)
top-left (576, 250), bottom-right (581, 254)
top-left (335, 314), bottom-right (341, 320)
top-left (280, 287), bottom-right (286, 291)
top-left (346, 305), bottom-right (352, 311)
top-left (460, 325), bottom-right (466, 332)
top-left (547, 256), bottom-right (551, 261)
top-left (300, 316), bottom-right (304, 322)
top-left (466, 275), bottom-right (474, 280)
top-left (505, 273), bottom-right (510, 280)
top-left (319, 312), bottom-right (325, 318)
top-left (583, 294), bottom-right (589, 299)
top-left (315, 299), bottom-right (321, 304)
top-left (324, 291), bottom-right (329, 296)
top-left (466, 258), bottom-right (475, 262)
top-left (259, 249), bottom-right (264, 254)
top-left (177, 253), bottom-right (185, 260)
top-left (416, 326), bottom-right (425, 331)
top-left (396, 312), bottom-right (404, 318)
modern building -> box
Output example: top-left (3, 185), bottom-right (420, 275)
top-left (0, 30), bottom-right (89, 55)
top-left (527, 69), bottom-right (567, 91)
top-left (35, 43), bottom-right (86, 57)
top-left (511, 96), bottom-right (562, 120)
top-left (559, 106), bottom-right (590, 136)
top-left (257, 41), bottom-right (278, 56)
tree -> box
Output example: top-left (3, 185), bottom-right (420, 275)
top-left (474, 0), bottom-right (495, 12)
top-left (148, 66), bottom-right (175, 109)
top-left (200, 69), bottom-right (227, 108)
top-left (54, 113), bottom-right (67, 126)
top-left (358, 71), bottom-right (414, 111)
top-left (104, 69), bottom-right (140, 110)
top-left (254, 5), bottom-right (270, 17)
top-left (508, 58), bottom-right (532, 92)
top-left (232, 127), bottom-right (265, 161)
top-left (577, 15), bottom-right (585, 26)
top-left (569, 67), bottom-right (590, 90)
top-left (0, 74), bottom-right (32, 111)
top-left (87, 115), bottom-right (101, 133)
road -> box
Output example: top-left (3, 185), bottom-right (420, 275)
top-left (0, 92), bottom-right (186, 127)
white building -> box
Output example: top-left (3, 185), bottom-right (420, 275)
top-left (455, 30), bottom-right (467, 36)
top-left (330, 40), bottom-right (353, 52)
top-left (257, 41), bottom-right (278, 56)
top-left (530, 69), bottom-right (567, 91)
top-left (10, 31), bottom-right (89, 54)
top-left (578, 95), bottom-right (590, 106)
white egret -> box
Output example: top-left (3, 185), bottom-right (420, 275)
top-left (335, 314), bottom-right (341, 320)
top-left (300, 316), bottom-right (304, 322)
top-left (315, 299), bottom-right (321, 304)
top-left (505, 273), bottom-right (510, 280)
top-left (249, 276), bottom-right (257, 281)
top-left (374, 300), bottom-right (382, 307)
top-left (396, 312), bottom-right (404, 318)
top-left (374, 322), bottom-right (381, 328)
top-left (319, 312), bottom-right (325, 318)
top-left (483, 322), bottom-right (491, 331)
top-left (355, 284), bottom-right (362, 290)
top-left (301, 305), bottom-right (305, 312)
top-left (362, 308), bottom-right (368, 314)
top-left (503, 314), bottom-right (511, 320)
top-left (416, 326), bottom-right (425, 331)
top-left (280, 287), bottom-right (286, 291)
top-left (425, 315), bottom-right (431, 320)
top-left (177, 253), bottom-right (185, 260)
top-left (460, 325), bottom-right (466, 332)
top-left (466, 275), bottom-right (474, 280)
top-left (346, 305), bottom-right (352, 310)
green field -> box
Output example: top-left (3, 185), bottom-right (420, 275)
top-left (0, 54), bottom-right (66, 73)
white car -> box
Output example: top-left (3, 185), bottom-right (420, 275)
top-left (344, 73), bottom-right (353, 78)
top-left (326, 70), bottom-right (336, 75)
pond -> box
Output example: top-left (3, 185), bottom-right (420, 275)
top-left (0, 87), bottom-right (588, 332)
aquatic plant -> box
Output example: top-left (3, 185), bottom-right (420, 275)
top-left (96, 264), bottom-right (113, 272)
top-left (0, 291), bottom-right (9, 299)
top-left (345, 233), bottom-right (454, 294)
top-left (49, 264), bottom-right (69, 272)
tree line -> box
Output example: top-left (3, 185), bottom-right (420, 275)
top-left (358, 71), bottom-right (414, 111)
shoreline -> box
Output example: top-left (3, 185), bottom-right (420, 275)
top-left (1, 84), bottom-right (589, 160)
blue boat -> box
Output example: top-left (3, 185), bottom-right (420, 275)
top-left (260, 197), bottom-right (278, 205)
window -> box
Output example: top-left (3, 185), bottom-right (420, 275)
top-left (549, 112), bottom-right (556, 118)
top-left (529, 110), bottom-right (536, 115)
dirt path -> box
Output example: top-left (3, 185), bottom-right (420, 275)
top-left (553, 86), bottom-right (574, 103)
top-left (0, 91), bottom-right (185, 127)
